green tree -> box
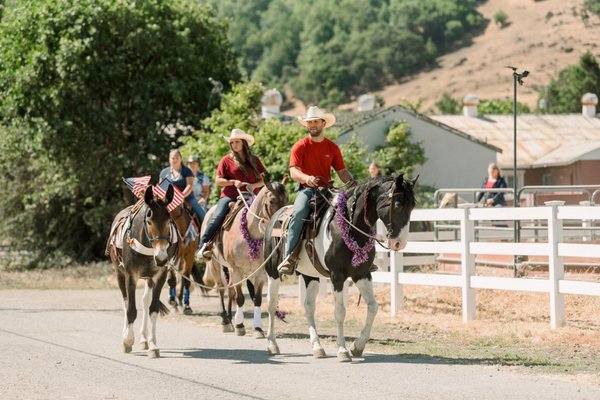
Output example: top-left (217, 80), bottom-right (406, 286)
top-left (0, 0), bottom-right (239, 266)
top-left (435, 93), bottom-right (461, 114)
top-left (584, 0), bottom-right (600, 15)
top-left (541, 52), bottom-right (600, 114)
top-left (494, 10), bottom-right (509, 27)
top-left (479, 99), bottom-right (531, 115)
top-left (182, 81), bottom-right (369, 202)
top-left (373, 121), bottom-right (426, 177)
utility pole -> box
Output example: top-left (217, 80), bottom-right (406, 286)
top-left (506, 66), bottom-right (529, 276)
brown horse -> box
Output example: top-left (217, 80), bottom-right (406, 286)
top-left (166, 204), bottom-right (204, 314)
top-left (202, 181), bottom-right (288, 337)
top-left (106, 185), bottom-right (177, 358)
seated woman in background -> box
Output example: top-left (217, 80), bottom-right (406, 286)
top-left (477, 162), bottom-right (507, 207)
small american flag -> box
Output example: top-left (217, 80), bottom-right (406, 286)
top-left (154, 178), bottom-right (185, 212)
top-left (123, 176), bottom-right (151, 199)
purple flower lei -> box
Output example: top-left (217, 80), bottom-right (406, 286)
top-left (335, 190), bottom-right (376, 267)
top-left (240, 196), bottom-right (263, 261)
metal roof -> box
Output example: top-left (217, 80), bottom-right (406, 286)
top-left (336, 105), bottom-right (502, 153)
top-left (430, 114), bottom-right (600, 168)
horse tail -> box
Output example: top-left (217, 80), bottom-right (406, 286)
top-left (158, 301), bottom-right (170, 316)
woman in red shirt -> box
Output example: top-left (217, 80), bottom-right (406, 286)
top-left (197, 129), bottom-right (266, 259)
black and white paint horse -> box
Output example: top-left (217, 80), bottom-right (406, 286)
top-left (264, 174), bottom-right (417, 361)
top-left (107, 185), bottom-right (177, 358)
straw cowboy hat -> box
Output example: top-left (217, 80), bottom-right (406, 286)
top-left (224, 128), bottom-right (255, 147)
top-left (298, 106), bottom-right (336, 128)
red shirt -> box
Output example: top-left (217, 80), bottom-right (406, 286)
top-left (216, 154), bottom-right (266, 198)
top-left (290, 136), bottom-right (346, 187)
top-left (485, 179), bottom-right (495, 189)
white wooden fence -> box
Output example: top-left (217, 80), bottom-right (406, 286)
top-left (373, 204), bottom-right (600, 329)
top-left (300, 204), bottom-right (600, 329)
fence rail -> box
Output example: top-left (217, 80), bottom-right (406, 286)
top-left (370, 204), bottom-right (600, 329)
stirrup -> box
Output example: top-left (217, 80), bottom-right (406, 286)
top-left (196, 242), bottom-right (213, 261)
top-left (277, 255), bottom-right (297, 276)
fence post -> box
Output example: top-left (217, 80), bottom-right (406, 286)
top-left (546, 202), bottom-right (565, 329)
top-left (460, 207), bottom-right (476, 322)
top-left (389, 251), bottom-right (404, 317)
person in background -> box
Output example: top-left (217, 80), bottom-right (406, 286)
top-left (160, 149), bottom-right (206, 222)
top-left (187, 155), bottom-right (211, 210)
top-left (477, 162), bottom-right (507, 207)
top-left (369, 161), bottom-right (381, 178)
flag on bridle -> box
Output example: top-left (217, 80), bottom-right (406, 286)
top-left (154, 178), bottom-right (185, 212)
top-left (123, 176), bottom-right (151, 199)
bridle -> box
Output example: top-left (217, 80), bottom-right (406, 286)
top-left (141, 206), bottom-right (172, 246)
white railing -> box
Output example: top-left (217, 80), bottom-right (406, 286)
top-left (370, 204), bottom-right (600, 329)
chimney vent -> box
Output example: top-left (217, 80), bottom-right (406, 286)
top-left (581, 92), bottom-right (598, 117)
top-left (462, 93), bottom-right (479, 117)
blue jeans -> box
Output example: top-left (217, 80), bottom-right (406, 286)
top-left (284, 187), bottom-right (315, 258)
top-left (186, 195), bottom-right (206, 224)
top-left (200, 197), bottom-right (235, 244)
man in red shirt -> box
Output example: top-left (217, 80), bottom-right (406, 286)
top-left (278, 106), bottom-right (355, 275)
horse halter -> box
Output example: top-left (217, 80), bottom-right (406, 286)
top-left (374, 180), bottom-right (404, 240)
top-left (142, 209), bottom-right (172, 245)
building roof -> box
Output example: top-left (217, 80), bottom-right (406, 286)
top-left (430, 114), bottom-right (600, 168)
top-left (336, 105), bottom-right (502, 153)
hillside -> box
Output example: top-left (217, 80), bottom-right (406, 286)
top-left (287, 0), bottom-right (600, 115)
top-left (377, 0), bottom-right (600, 112)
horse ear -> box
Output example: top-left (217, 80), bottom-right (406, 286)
top-left (282, 175), bottom-right (289, 185)
top-left (395, 174), bottom-right (404, 187)
top-left (411, 175), bottom-right (419, 186)
top-left (144, 185), bottom-right (154, 205)
top-left (165, 184), bottom-right (174, 205)
top-left (265, 181), bottom-right (274, 192)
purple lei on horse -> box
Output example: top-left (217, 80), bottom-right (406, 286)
top-left (335, 190), bottom-right (376, 267)
top-left (240, 196), bottom-right (263, 261)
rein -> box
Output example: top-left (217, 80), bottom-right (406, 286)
top-left (170, 235), bottom-right (285, 291)
top-left (237, 187), bottom-right (267, 232)
top-left (315, 188), bottom-right (390, 250)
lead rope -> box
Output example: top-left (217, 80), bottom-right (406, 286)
top-left (169, 235), bottom-right (284, 291)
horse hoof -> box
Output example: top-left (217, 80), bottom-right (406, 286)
top-left (313, 348), bottom-right (327, 359)
top-left (350, 342), bottom-right (364, 357)
top-left (235, 324), bottom-right (246, 336)
top-left (268, 343), bottom-right (280, 355)
top-left (337, 351), bottom-right (352, 363)
top-left (148, 349), bottom-right (160, 358)
top-left (254, 328), bottom-right (265, 339)
top-left (140, 341), bottom-right (149, 351)
top-left (183, 306), bottom-right (193, 315)
top-left (222, 323), bottom-right (234, 333)
top-left (122, 343), bottom-right (132, 353)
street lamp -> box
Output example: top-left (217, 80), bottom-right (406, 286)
top-left (506, 66), bottom-right (529, 276)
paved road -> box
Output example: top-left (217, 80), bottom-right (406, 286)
top-left (0, 288), bottom-right (598, 400)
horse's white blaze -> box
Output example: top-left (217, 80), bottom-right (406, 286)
top-left (153, 241), bottom-right (169, 265)
top-left (388, 223), bottom-right (410, 251)
top-left (234, 305), bottom-right (244, 325)
top-left (253, 306), bottom-right (262, 329)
